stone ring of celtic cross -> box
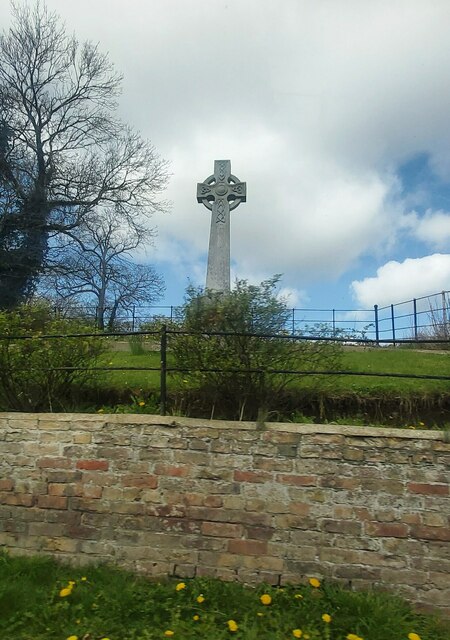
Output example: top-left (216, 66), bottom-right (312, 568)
top-left (197, 173), bottom-right (244, 211)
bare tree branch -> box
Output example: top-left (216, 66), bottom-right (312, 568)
top-left (0, 1), bottom-right (170, 308)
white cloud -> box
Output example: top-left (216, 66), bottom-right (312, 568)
top-left (351, 254), bottom-right (450, 307)
top-left (3, 1), bottom-right (450, 300)
top-left (277, 287), bottom-right (309, 308)
top-left (412, 209), bottom-right (450, 248)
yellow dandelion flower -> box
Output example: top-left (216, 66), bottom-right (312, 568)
top-left (68, 581), bottom-right (76, 587)
top-left (227, 619), bottom-right (238, 632)
top-left (322, 613), bottom-right (332, 623)
top-left (294, 593), bottom-right (303, 599)
top-left (164, 632), bottom-right (174, 637)
top-left (293, 630), bottom-right (303, 638)
top-left (66, 636), bottom-right (78, 640)
top-left (260, 593), bottom-right (272, 605)
top-left (309, 577), bottom-right (321, 588)
top-left (193, 615), bottom-right (200, 621)
top-left (257, 612), bottom-right (264, 617)
top-left (138, 401), bottom-right (145, 407)
top-left (59, 587), bottom-right (72, 597)
top-left (175, 582), bottom-right (186, 591)
top-left (196, 594), bottom-right (205, 603)
top-left (408, 634), bottom-right (421, 640)
top-left (81, 576), bottom-right (87, 581)
top-left (346, 635), bottom-right (363, 640)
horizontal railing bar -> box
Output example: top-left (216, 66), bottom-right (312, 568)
top-left (1, 366), bottom-right (449, 381)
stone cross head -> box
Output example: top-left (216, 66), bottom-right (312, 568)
top-left (197, 160), bottom-right (246, 223)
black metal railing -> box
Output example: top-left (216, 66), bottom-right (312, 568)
top-left (51, 290), bottom-right (450, 342)
top-left (0, 325), bottom-right (449, 415)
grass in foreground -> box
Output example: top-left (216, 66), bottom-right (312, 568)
top-left (0, 552), bottom-right (448, 640)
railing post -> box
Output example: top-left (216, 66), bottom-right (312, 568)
top-left (413, 298), bottom-right (418, 341)
top-left (332, 309), bottom-right (336, 337)
top-left (442, 291), bottom-right (448, 336)
top-left (170, 305), bottom-right (174, 321)
top-left (292, 308), bottom-right (295, 335)
top-left (391, 304), bottom-right (396, 346)
top-left (374, 305), bottom-right (379, 345)
top-left (160, 323), bottom-right (167, 416)
top-left (132, 305), bottom-right (136, 332)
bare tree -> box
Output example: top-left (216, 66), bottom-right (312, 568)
top-left (0, 1), bottom-right (169, 308)
top-left (41, 210), bottom-right (165, 330)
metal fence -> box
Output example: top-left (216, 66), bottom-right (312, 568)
top-left (55, 289), bottom-right (450, 343)
top-left (1, 325), bottom-right (449, 416)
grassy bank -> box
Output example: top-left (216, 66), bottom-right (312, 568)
top-left (97, 347), bottom-right (450, 394)
top-left (0, 552), bottom-right (447, 640)
top-left (87, 347), bottom-right (450, 427)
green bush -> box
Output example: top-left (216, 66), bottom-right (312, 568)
top-left (0, 302), bottom-right (105, 411)
top-left (171, 277), bottom-right (343, 421)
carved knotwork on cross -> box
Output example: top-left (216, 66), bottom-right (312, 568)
top-left (197, 160), bottom-right (247, 223)
top-left (196, 160), bottom-right (246, 293)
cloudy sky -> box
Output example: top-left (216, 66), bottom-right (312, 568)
top-left (2, 0), bottom-right (450, 312)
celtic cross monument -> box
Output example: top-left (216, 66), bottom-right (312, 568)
top-left (197, 160), bottom-right (246, 293)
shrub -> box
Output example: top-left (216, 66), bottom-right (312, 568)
top-left (171, 277), bottom-right (343, 421)
top-left (0, 302), bottom-right (105, 411)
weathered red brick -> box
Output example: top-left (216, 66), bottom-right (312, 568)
top-left (38, 457), bottom-right (72, 469)
top-left (0, 492), bottom-right (34, 507)
top-left (203, 495), bottom-right (223, 508)
top-left (66, 525), bottom-right (99, 539)
top-left (122, 474), bottom-right (158, 488)
top-left (365, 522), bottom-right (409, 538)
top-left (82, 484), bottom-right (103, 499)
top-left (153, 464), bottom-right (190, 477)
top-left (76, 459), bottom-right (109, 471)
top-left (289, 502), bottom-right (311, 516)
top-left (245, 526), bottom-right (275, 541)
top-left (407, 482), bottom-right (449, 496)
top-left (322, 519), bottom-right (362, 535)
top-left (201, 522), bottom-right (243, 538)
top-left (410, 526), bottom-right (450, 542)
top-left (162, 517), bottom-right (201, 534)
top-left (333, 505), bottom-right (353, 519)
top-left (46, 470), bottom-right (82, 483)
top-left (48, 482), bottom-right (81, 497)
top-left (0, 479), bottom-right (14, 491)
top-left (276, 474), bottom-right (317, 486)
top-left (321, 476), bottom-right (360, 489)
top-left (234, 470), bottom-right (272, 483)
top-left (228, 539), bottom-right (268, 555)
top-left (109, 502), bottom-right (145, 515)
top-left (147, 504), bottom-right (186, 518)
top-left (37, 495), bottom-right (68, 510)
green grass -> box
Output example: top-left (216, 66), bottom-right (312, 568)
top-left (87, 347), bottom-right (450, 426)
top-left (0, 552), bottom-right (448, 640)
top-left (97, 347), bottom-right (450, 394)
top-left (337, 348), bottom-right (450, 393)
top-left (98, 351), bottom-right (162, 391)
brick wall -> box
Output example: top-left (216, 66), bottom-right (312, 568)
top-left (0, 413), bottom-right (449, 616)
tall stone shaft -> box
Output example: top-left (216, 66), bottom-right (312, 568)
top-left (196, 160), bottom-right (246, 293)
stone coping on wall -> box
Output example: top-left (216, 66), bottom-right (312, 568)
top-left (0, 411), bottom-right (445, 440)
